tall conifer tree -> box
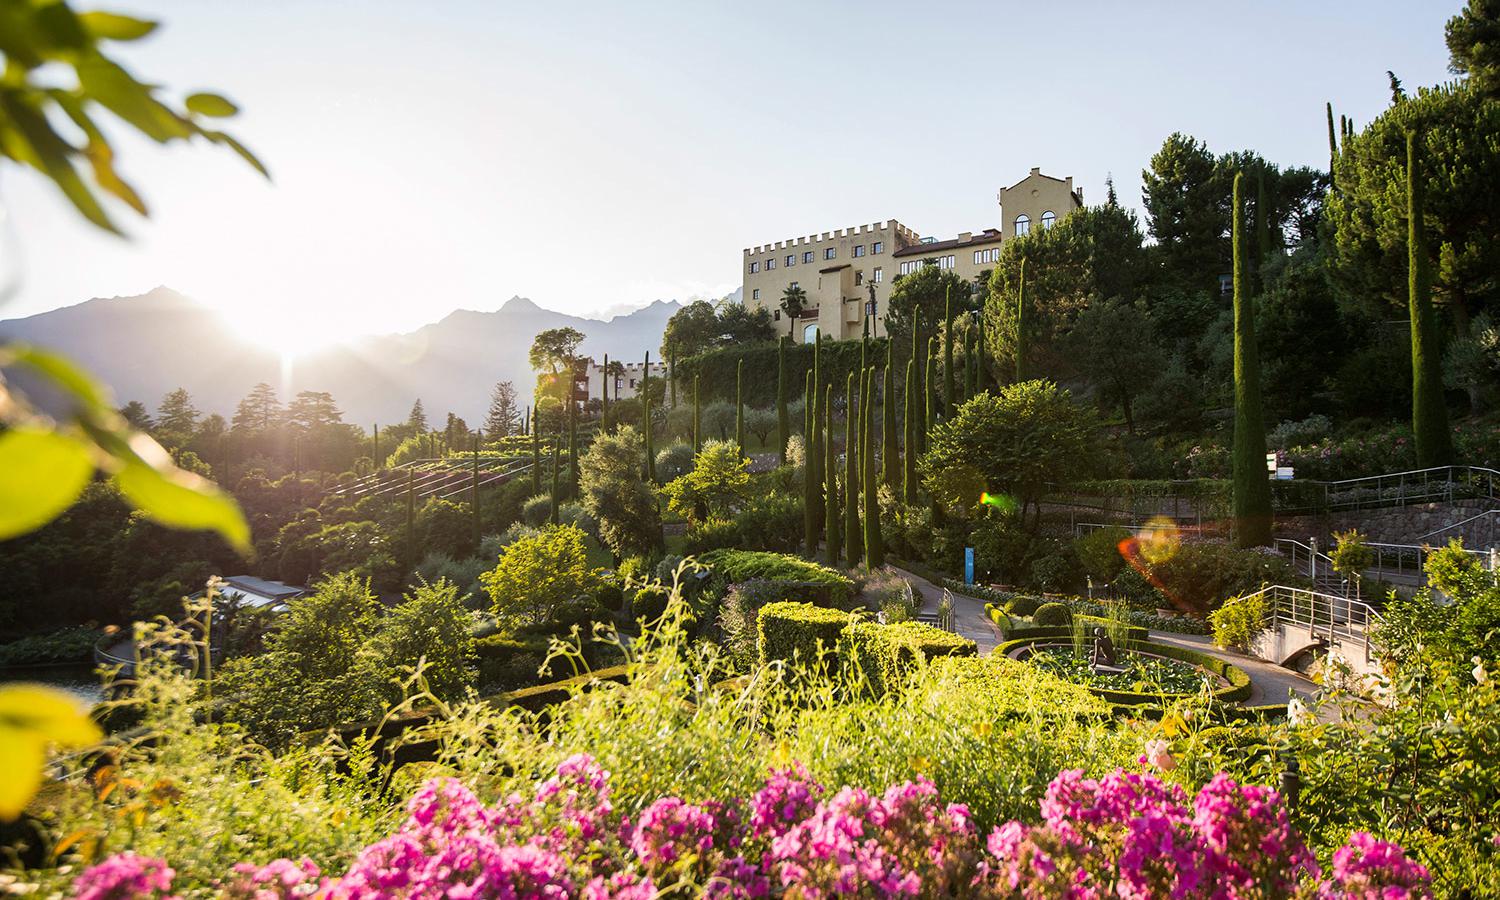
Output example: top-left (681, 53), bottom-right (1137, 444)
top-left (1407, 129), bottom-right (1454, 467)
top-left (1231, 171), bottom-right (1273, 547)
top-left (863, 367), bottom-right (883, 567)
top-left (943, 287), bottom-right (955, 419)
top-left (1014, 258), bottom-right (1029, 383)
top-left (776, 336), bottom-right (789, 464)
top-left (882, 341), bottom-right (897, 489)
top-left (844, 371), bottom-right (862, 564)
top-left (824, 382), bottom-right (839, 567)
top-left (693, 374), bottom-right (702, 453)
top-left (735, 359), bottom-right (746, 456)
top-left (903, 357), bottom-right (918, 505)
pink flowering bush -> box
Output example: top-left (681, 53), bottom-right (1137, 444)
top-left (71, 759), bottom-right (1431, 899)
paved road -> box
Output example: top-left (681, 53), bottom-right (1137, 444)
top-left (889, 565), bottom-right (1319, 709)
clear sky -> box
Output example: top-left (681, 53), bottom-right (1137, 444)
top-left (2, 0), bottom-right (1460, 346)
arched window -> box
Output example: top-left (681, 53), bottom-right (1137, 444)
top-left (1014, 214), bottom-right (1030, 236)
top-left (803, 323), bottom-right (819, 345)
top-left (1041, 210), bottom-right (1057, 230)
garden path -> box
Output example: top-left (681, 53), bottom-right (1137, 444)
top-left (889, 565), bottom-right (1326, 714)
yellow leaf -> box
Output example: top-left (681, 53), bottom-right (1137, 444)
top-left (0, 684), bottom-right (103, 747)
top-left (0, 726), bottom-right (45, 820)
top-left (0, 428), bottom-right (95, 540)
top-left (115, 459), bottom-right (250, 554)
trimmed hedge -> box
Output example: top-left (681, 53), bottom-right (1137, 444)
top-left (982, 609), bottom-right (1150, 646)
top-left (698, 549), bottom-right (855, 608)
top-left (949, 579), bottom-right (1210, 636)
top-left (757, 601), bottom-right (849, 668)
top-left (838, 620), bottom-right (977, 697)
top-left (677, 337), bottom-right (891, 408)
top-left (997, 636), bottom-right (1253, 705)
top-left (1034, 602), bottom-right (1073, 627)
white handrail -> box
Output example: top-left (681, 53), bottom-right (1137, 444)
top-left (1416, 509), bottom-right (1498, 542)
top-left (1251, 584), bottom-right (1382, 665)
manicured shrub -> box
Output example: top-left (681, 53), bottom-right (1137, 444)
top-left (1209, 591), bottom-right (1268, 652)
top-left (838, 620), bottom-right (977, 697)
top-left (1034, 602), bottom-right (1073, 627)
top-left (730, 493), bottom-right (803, 552)
top-left (681, 517), bottom-right (740, 556)
top-left (697, 549), bottom-right (855, 608)
top-left (757, 601), bottom-right (848, 668)
top-left (474, 634), bottom-right (547, 691)
top-left (631, 585), bottom-right (671, 624)
top-left (521, 492), bottom-right (552, 527)
top-left (1006, 594), bottom-right (1043, 617)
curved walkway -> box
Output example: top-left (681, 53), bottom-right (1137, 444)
top-left (888, 565), bottom-right (1319, 708)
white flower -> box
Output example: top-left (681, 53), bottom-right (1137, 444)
top-left (1287, 698), bottom-right (1315, 727)
top-left (1474, 656), bottom-right (1489, 686)
top-left (1143, 739), bottom-right (1176, 771)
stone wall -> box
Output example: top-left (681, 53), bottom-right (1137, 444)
top-left (1274, 499), bottom-right (1495, 548)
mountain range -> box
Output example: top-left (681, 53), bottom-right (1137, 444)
top-left (0, 288), bottom-right (684, 425)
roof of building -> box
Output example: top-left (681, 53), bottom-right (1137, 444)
top-left (222, 575), bottom-right (308, 602)
top-left (892, 228), bottom-right (1003, 257)
top-left (819, 263), bottom-right (850, 274)
top-left (999, 167), bottom-right (1085, 207)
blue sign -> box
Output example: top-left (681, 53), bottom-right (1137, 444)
top-left (964, 547), bottom-right (975, 585)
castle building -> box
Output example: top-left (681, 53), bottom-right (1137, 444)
top-left (741, 168), bottom-right (1083, 343)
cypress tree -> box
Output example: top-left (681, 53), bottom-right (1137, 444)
top-left (863, 367), bottom-right (883, 568)
top-left (882, 340), bottom-right (897, 490)
top-left (1015, 258), bottom-right (1029, 382)
top-left (549, 440), bottom-right (560, 524)
top-left (1407, 129), bottom-right (1454, 467)
top-left (804, 370), bottom-right (823, 556)
top-left (601, 353), bottom-right (610, 429)
top-left (776, 336), bottom-right (789, 464)
top-left (924, 337), bottom-right (937, 450)
top-left (1326, 102), bottom-right (1338, 189)
top-left (844, 370), bottom-right (861, 564)
top-left (903, 357), bottom-right (918, 505)
top-left (943, 286), bottom-right (955, 419)
top-left (824, 382), bottom-right (839, 567)
top-left (809, 359), bottom-right (823, 540)
top-left (531, 426), bottom-right (541, 494)
top-left (1231, 171), bottom-right (1273, 547)
top-left (372, 423), bottom-right (380, 468)
top-left (736, 359), bottom-right (746, 456)
top-left (643, 352), bottom-right (656, 482)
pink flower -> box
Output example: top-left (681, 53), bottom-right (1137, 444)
top-left (1320, 831), bottom-right (1432, 898)
top-left (1142, 739), bottom-right (1177, 772)
top-left (73, 853), bottom-right (176, 900)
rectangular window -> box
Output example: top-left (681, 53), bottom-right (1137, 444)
top-left (786, 254), bottom-right (795, 267)
top-left (873, 267), bottom-right (883, 282)
top-left (750, 261), bottom-right (760, 273)
top-left (824, 247), bottom-right (836, 260)
top-left (774, 309), bottom-right (781, 320)
top-left (872, 241), bottom-right (884, 254)
top-left (767, 257), bottom-right (776, 270)
top-left (855, 270), bottom-right (864, 285)
top-left (974, 250), bottom-right (983, 265)
top-left (803, 251), bottom-right (813, 264)
top-left (853, 244), bottom-right (865, 257)
top-left (752, 288), bottom-right (761, 300)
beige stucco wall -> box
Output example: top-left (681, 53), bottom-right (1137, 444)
top-left (998, 168), bottom-right (1083, 240)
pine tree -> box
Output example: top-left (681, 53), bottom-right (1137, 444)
top-left (483, 381), bottom-right (521, 438)
top-left (1231, 171), bottom-right (1273, 547)
top-left (406, 398), bottom-right (428, 433)
top-left (943, 287), bottom-right (955, 419)
top-left (776, 336), bottom-right (790, 464)
top-left (735, 359), bottom-right (746, 456)
top-left (882, 340), bottom-right (897, 490)
top-left (844, 370), bottom-right (862, 564)
top-left (1407, 129), bottom-right (1455, 467)
top-left (903, 357), bottom-right (918, 505)
top-left (824, 382), bottom-right (839, 567)
top-left (863, 367), bottom-right (883, 568)
top-left (1014, 258), bottom-right (1029, 382)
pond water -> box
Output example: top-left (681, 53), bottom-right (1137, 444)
top-left (1026, 645), bottom-right (1214, 695)
top-left (0, 665), bottom-right (106, 706)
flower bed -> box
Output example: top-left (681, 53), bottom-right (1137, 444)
top-left (998, 635), bottom-right (1253, 705)
top-left (73, 758), bottom-right (1430, 898)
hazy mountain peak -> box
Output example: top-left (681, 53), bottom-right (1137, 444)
top-left (500, 296), bottom-right (540, 312)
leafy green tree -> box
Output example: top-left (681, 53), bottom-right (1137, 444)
top-left (1066, 299), bottom-right (1159, 432)
top-left (921, 381), bottom-right (1097, 529)
top-left (1230, 173), bottom-right (1274, 547)
top-left (288, 391), bottom-right (342, 431)
top-left (529, 327), bottom-right (586, 379)
top-left (661, 439), bottom-right (750, 521)
top-left (479, 524), bottom-right (597, 632)
top-left (662, 300), bottom-right (721, 359)
top-left (1325, 80), bottom-right (1500, 328)
top-left (703, 400), bottom-right (736, 441)
top-left (886, 266), bottom-right (969, 346)
top-left (1444, 311), bottom-right (1500, 412)
top-left (374, 578), bottom-right (476, 701)
top-left (579, 425), bottom-right (663, 559)
top-left (717, 301), bottom-right (775, 346)
top-left (735, 359), bottom-right (746, 455)
top-left (1256, 250), bottom-right (1349, 421)
top-left (483, 381), bottom-right (521, 438)
top-left (1141, 132), bottom-right (1226, 290)
top-left (745, 406), bottom-right (777, 445)
top-left (417, 496), bottom-right (477, 559)
top-left (1407, 130), bottom-right (1456, 467)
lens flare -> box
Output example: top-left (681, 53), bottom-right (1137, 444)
top-left (979, 491), bottom-right (1017, 514)
top-left (1135, 516), bottom-right (1181, 565)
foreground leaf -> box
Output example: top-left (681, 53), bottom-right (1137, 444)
top-left (184, 92), bottom-right (238, 117)
top-left (0, 428), bottom-right (95, 540)
top-left (115, 458), bottom-right (251, 553)
top-left (0, 684), bottom-right (102, 821)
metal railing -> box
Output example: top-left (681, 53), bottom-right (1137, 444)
top-left (1278, 465), bottom-right (1500, 515)
top-left (1416, 509), bottom-right (1498, 546)
top-left (1274, 538), bottom-right (1354, 597)
top-left (1254, 584), bottom-right (1382, 666)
